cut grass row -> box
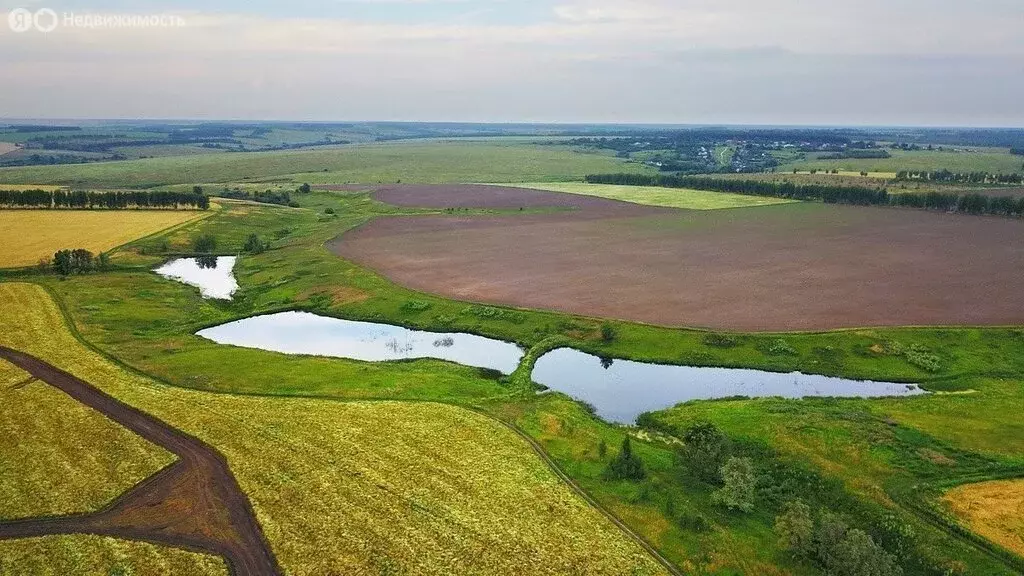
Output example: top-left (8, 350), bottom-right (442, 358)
top-left (0, 282), bottom-right (667, 575)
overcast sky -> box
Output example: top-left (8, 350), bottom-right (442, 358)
top-left (2, 0), bottom-right (1022, 126)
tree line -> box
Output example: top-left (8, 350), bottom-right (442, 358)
top-left (0, 189), bottom-right (209, 210)
top-left (895, 170), bottom-right (1023, 184)
top-left (585, 173), bottom-right (1024, 218)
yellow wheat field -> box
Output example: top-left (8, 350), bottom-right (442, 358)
top-left (0, 359), bottom-right (173, 520)
top-left (0, 535), bottom-right (228, 575)
top-left (944, 479), bottom-right (1024, 557)
top-left (0, 210), bottom-right (205, 268)
top-left (0, 282), bottom-right (666, 576)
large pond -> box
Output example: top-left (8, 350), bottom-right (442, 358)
top-left (155, 256), bottom-right (238, 299)
top-left (196, 311), bottom-right (524, 374)
top-left (532, 348), bottom-right (925, 424)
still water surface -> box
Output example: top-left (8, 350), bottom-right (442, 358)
top-left (532, 348), bottom-right (925, 424)
top-left (197, 311), bottom-right (524, 374)
top-left (155, 256), bottom-right (238, 299)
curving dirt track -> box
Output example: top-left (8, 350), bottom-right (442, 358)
top-left (0, 347), bottom-right (280, 576)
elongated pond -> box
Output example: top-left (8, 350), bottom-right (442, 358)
top-left (155, 256), bottom-right (238, 299)
top-left (532, 348), bottom-right (925, 424)
top-left (196, 311), bottom-right (524, 374)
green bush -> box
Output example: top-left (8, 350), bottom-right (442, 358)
top-left (600, 323), bottom-right (617, 343)
top-left (676, 511), bottom-right (711, 533)
top-left (703, 333), bottom-right (740, 348)
top-left (713, 457), bottom-right (757, 512)
top-left (192, 234), bottom-right (217, 253)
top-left (462, 305), bottom-right (526, 324)
top-left (681, 422), bottom-right (731, 482)
top-left (603, 436), bottom-right (646, 481)
top-left (243, 233), bottom-right (268, 254)
top-left (402, 300), bottom-right (432, 312)
top-left (766, 338), bottom-right (798, 356)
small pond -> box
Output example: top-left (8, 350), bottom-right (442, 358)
top-left (532, 348), bottom-right (926, 424)
top-left (196, 311), bottom-right (524, 374)
top-left (155, 256), bottom-right (238, 300)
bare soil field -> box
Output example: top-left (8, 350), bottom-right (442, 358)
top-left (333, 185), bottom-right (1024, 331)
top-left (0, 347), bottom-right (280, 576)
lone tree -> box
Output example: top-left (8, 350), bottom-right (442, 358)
top-left (192, 234), bottom-right (217, 253)
top-left (682, 422), bottom-right (731, 482)
top-left (604, 436), bottom-right (646, 481)
top-left (243, 233), bottom-right (268, 254)
top-left (600, 323), bottom-right (617, 343)
top-left (298, 183), bottom-right (312, 194)
top-left (713, 456), bottom-right (757, 512)
top-left (776, 499), bottom-right (814, 556)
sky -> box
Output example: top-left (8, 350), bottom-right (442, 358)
top-left (1, 0), bottom-right (1022, 126)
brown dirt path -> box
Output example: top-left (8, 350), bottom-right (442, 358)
top-left (0, 347), bottom-right (280, 576)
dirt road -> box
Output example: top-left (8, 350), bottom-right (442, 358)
top-left (0, 347), bottom-right (280, 576)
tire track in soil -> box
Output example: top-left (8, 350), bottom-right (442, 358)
top-left (0, 347), bottom-right (280, 576)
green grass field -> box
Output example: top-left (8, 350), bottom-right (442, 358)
top-left (511, 182), bottom-right (796, 210)
top-left (778, 148), bottom-right (1024, 175)
top-left (0, 141), bottom-right (654, 188)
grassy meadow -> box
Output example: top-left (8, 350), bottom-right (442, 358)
top-left (0, 209), bottom-right (207, 268)
top-left (0, 141), bottom-right (654, 188)
top-left (510, 182), bottom-right (796, 210)
top-left (778, 148), bottom-right (1024, 175)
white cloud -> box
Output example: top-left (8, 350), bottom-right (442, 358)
top-left (0, 1), bottom-right (1021, 123)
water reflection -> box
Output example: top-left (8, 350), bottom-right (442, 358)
top-left (533, 348), bottom-right (925, 424)
top-left (197, 311), bottom-right (524, 374)
top-left (154, 256), bottom-right (238, 300)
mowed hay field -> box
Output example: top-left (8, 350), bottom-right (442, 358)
top-left (339, 189), bottom-right (1024, 331)
top-left (0, 535), bottom-right (228, 576)
top-left (0, 283), bottom-right (666, 576)
top-left (0, 141), bottom-right (654, 188)
top-left (510, 182), bottom-right (797, 210)
top-left (0, 210), bottom-right (206, 268)
top-left (943, 480), bottom-right (1024, 557)
top-left (778, 148), bottom-right (1024, 174)
top-left (0, 358), bottom-right (173, 520)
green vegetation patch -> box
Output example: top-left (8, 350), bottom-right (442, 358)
top-left (512, 182), bottom-right (795, 210)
